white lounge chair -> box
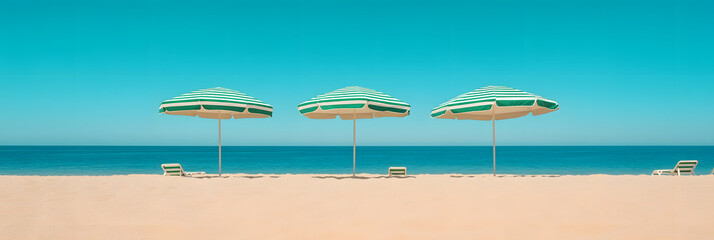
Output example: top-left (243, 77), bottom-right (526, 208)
top-left (388, 167), bottom-right (407, 176)
top-left (161, 163), bottom-right (206, 177)
top-left (651, 160), bottom-right (698, 176)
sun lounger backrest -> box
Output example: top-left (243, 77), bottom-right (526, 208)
top-left (161, 163), bottom-right (185, 176)
top-left (674, 160), bottom-right (697, 175)
top-left (389, 167), bottom-right (407, 176)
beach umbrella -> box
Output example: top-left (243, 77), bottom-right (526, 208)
top-left (431, 86), bottom-right (559, 176)
top-left (297, 86), bottom-right (411, 176)
top-left (159, 87), bottom-right (273, 176)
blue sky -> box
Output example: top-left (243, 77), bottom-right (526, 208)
top-left (1, 0), bottom-right (712, 146)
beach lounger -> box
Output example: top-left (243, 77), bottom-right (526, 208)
top-left (161, 163), bottom-right (206, 177)
top-left (388, 167), bottom-right (407, 176)
top-left (651, 160), bottom-right (698, 176)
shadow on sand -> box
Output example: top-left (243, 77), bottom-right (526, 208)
top-left (189, 175), bottom-right (284, 179)
top-left (232, 175), bottom-right (282, 179)
top-left (496, 175), bottom-right (561, 178)
top-left (312, 175), bottom-right (416, 180)
top-left (238, 176), bottom-right (264, 179)
top-left (448, 174), bottom-right (561, 178)
top-left (191, 175), bottom-right (230, 179)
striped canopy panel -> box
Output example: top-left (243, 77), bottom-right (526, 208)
top-left (674, 160), bottom-right (698, 175)
top-left (159, 87), bottom-right (273, 119)
top-left (297, 86), bottom-right (411, 120)
top-left (431, 86), bottom-right (559, 120)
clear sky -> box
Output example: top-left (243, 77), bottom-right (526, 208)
top-left (1, 0), bottom-right (712, 146)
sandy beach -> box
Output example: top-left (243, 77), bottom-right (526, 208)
top-left (1, 174), bottom-right (713, 239)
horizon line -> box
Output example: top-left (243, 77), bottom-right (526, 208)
top-left (1, 145), bottom-right (713, 147)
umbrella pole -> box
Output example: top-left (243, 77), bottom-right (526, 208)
top-left (219, 117), bottom-right (222, 177)
top-left (353, 113), bottom-right (356, 177)
top-left (492, 114), bottom-right (496, 176)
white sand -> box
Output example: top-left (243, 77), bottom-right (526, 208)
top-left (1, 174), bottom-right (713, 239)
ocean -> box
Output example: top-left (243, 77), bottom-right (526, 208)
top-left (0, 146), bottom-right (712, 176)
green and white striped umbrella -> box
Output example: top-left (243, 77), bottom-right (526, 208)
top-left (159, 87), bottom-right (273, 119)
top-left (298, 86), bottom-right (410, 119)
top-left (159, 87), bottom-right (273, 176)
top-left (297, 86), bottom-right (411, 176)
top-left (431, 86), bottom-right (559, 175)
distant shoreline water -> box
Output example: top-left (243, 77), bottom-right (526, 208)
top-left (1, 146), bottom-right (712, 176)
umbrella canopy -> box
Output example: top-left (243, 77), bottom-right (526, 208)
top-left (431, 86), bottom-right (558, 120)
top-left (297, 86), bottom-right (410, 176)
top-left (431, 86), bottom-right (559, 175)
top-left (159, 87), bottom-right (273, 119)
top-left (159, 87), bottom-right (273, 176)
top-left (298, 86), bottom-right (410, 119)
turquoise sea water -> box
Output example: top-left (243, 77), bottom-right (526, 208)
top-left (0, 146), bottom-right (712, 176)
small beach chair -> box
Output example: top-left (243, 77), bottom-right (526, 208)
top-left (651, 160), bottom-right (698, 176)
top-left (388, 167), bottom-right (407, 176)
top-left (161, 163), bottom-right (205, 177)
